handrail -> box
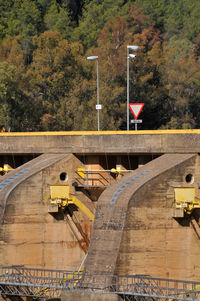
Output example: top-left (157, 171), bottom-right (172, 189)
top-left (1, 266), bottom-right (200, 300)
top-left (75, 170), bottom-right (121, 187)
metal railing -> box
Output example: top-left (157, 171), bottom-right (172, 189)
top-left (1, 266), bottom-right (200, 300)
top-left (0, 266), bottom-right (67, 286)
top-left (0, 266), bottom-right (83, 299)
top-left (117, 275), bottom-right (200, 300)
top-left (75, 170), bottom-right (115, 187)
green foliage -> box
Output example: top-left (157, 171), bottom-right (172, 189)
top-left (164, 0), bottom-right (200, 40)
top-left (44, 0), bottom-right (72, 39)
top-left (0, 0), bottom-right (200, 131)
top-left (0, 62), bottom-right (38, 131)
top-left (25, 30), bottom-right (95, 130)
top-left (72, 0), bottom-right (128, 49)
top-left (136, 0), bottom-right (200, 41)
top-left (136, 0), bottom-right (169, 31)
top-left (0, 0), bottom-right (14, 39)
top-left (6, 0), bottom-right (42, 37)
top-left (62, 0), bottom-right (85, 24)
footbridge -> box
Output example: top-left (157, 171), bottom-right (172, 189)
top-left (1, 266), bottom-right (200, 301)
top-left (1, 130), bottom-right (200, 300)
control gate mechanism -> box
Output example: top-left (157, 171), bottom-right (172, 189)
top-left (48, 185), bottom-right (94, 221)
top-left (174, 188), bottom-right (200, 215)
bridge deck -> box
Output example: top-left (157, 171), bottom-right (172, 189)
top-left (0, 130), bottom-right (200, 154)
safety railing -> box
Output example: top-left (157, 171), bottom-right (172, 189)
top-left (75, 167), bottom-right (134, 188)
top-left (0, 266), bottom-right (67, 286)
top-left (75, 170), bottom-right (115, 187)
top-left (64, 273), bottom-right (117, 291)
top-left (0, 266), bottom-right (84, 299)
top-left (1, 266), bottom-right (200, 300)
top-left (117, 275), bottom-right (200, 300)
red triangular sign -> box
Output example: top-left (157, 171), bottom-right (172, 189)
top-left (129, 103), bottom-right (144, 119)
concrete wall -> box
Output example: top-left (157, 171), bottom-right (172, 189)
top-left (115, 155), bottom-right (200, 280)
top-left (85, 153), bottom-right (200, 281)
top-left (0, 154), bottom-right (94, 270)
top-left (62, 291), bottom-right (120, 301)
top-left (1, 131), bottom-right (200, 285)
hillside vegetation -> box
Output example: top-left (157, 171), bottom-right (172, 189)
top-left (0, 0), bottom-right (200, 131)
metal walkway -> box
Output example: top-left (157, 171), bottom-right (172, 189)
top-left (0, 266), bottom-right (200, 300)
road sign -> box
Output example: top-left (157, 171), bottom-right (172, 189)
top-left (131, 119), bottom-right (142, 124)
top-left (129, 103), bottom-right (144, 119)
top-left (96, 104), bottom-right (102, 110)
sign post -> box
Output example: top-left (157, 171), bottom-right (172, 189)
top-left (129, 103), bottom-right (144, 130)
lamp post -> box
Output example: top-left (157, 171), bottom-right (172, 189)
top-left (87, 56), bottom-right (100, 131)
top-left (127, 45), bottom-right (139, 131)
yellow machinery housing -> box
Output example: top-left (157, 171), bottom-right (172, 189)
top-left (49, 185), bottom-right (94, 221)
top-left (174, 188), bottom-right (200, 214)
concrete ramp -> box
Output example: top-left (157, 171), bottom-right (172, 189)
top-left (85, 153), bottom-right (197, 276)
top-left (0, 153), bottom-right (69, 224)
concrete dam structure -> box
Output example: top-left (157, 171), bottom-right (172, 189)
top-left (1, 130), bottom-right (200, 300)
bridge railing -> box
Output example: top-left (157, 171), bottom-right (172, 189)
top-left (0, 266), bottom-right (71, 287)
top-left (63, 273), bottom-right (200, 300)
top-left (64, 273), bottom-right (117, 291)
top-left (1, 266), bottom-right (200, 300)
top-left (117, 275), bottom-right (200, 300)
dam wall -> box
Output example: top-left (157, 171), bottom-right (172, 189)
top-left (1, 130), bottom-right (200, 301)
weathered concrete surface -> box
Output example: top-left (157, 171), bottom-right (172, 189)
top-left (1, 130), bottom-right (200, 285)
top-left (0, 153), bottom-right (94, 269)
top-left (1, 130), bottom-right (200, 154)
top-left (0, 153), bottom-right (68, 224)
top-left (115, 154), bottom-right (200, 280)
top-left (85, 153), bottom-right (200, 281)
top-left (62, 291), bottom-right (119, 301)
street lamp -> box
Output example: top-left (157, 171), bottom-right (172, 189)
top-left (127, 45), bottom-right (139, 130)
top-left (87, 56), bottom-right (100, 131)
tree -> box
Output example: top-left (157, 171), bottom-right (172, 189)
top-left (27, 31), bottom-right (91, 130)
top-left (136, 0), bottom-right (168, 32)
top-left (4, 0), bottom-right (42, 63)
top-left (58, 0), bottom-right (85, 25)
top-left (156, 36), bottom-right (200, 129)
top-left (44, 0), bottom-right (72, 39)
top-left (0, 62), bottom-right (38, 131)
top-left (0, 35), bottom-right (24, 72)
top-left (72, 0), bottom-right (128, 49)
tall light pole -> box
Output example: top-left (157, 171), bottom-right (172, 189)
top-left (127, 45), bottom-right (139, 131)
top-left (87, 56), bottom-right (100, 131)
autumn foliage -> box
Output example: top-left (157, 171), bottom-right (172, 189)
top-left (0, 0), bottom-right (200, 131)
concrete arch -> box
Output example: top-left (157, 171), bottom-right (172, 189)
top-left (85, 153), bottom-right (199, 280)
top-left (0, 153), bottom-right (69, 224)
top-left (0, 153), bottom-right (94, 269)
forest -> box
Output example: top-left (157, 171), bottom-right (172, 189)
top-left (0, 0), bottom-right (200, 131)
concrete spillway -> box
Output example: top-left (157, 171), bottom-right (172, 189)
top-left (85, 153), bottom-right (199, 281)
top-left (0, 152), bottom-right (93, 269)
top-left (0, 153), bottom-right (69, 224)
